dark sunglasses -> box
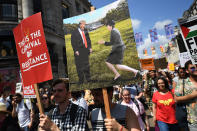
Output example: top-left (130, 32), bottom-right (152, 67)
top-left (190, 67), bottom-right (196, 71)
top-left (42, 97), bottom-right (48, 100)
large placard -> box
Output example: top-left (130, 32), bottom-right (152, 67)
top-left (13, 13), bottom-right (53, 86)
top-left (179, 16), bottom-right (197, 64)
top-left (64, 0), bottom-right (141, 90)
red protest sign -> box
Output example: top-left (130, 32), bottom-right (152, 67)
top-left (13, 12), bottom-right (52, 86)
top-left (23, 85), bottom-right (36, 98)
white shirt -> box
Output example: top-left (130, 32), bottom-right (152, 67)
top-left (16, 99), bottom-right (31, 127)
top-left (71, 97), bottom-right (88, 114)
top-left (78, 28), bottom-right (86, 45)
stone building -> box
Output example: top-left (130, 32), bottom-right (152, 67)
top-left (0, 0), bottom-right (92, 92)
top-left (182, 0), bottom-right (197, 19)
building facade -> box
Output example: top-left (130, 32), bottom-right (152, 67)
top-left (0, 0), bottom-right (91, 92)
top-left (182, 0), bottom-right (197, 19)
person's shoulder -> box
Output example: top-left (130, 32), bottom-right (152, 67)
top-left (71, 28), bottom-right (79, 35)
top-left (91, 108), bottom-right (101, 114)
top-left (173, 76), bottom-right (178, 81)
top-left (0, 97), bottom-right (3, 102)
top-left (24, 98), bottom-right (31, 104)
top-left (79, 97), bottom-right (86, 103)
top-left (113, 28), bottom-right (120, 33)
top-left (70, 102), bottom-right (85, 112)
top-left (113, 103), bottom-right (128, 113)
top-left (153, 91), bottom-right (159, 95)
top-left (47, 105), bottom-right (57, 118)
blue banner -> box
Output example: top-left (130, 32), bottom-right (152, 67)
top-left (135, 32), bottom-right (143, 46)
top-left (164, 24), bottom-right (175, 40)
top-left (149, 28), bottom-right (158, 42)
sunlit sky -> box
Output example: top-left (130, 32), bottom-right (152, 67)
top-left (63, 1), bottom-right (119, 24)
top-left (89, 0), bottom-right (194, 58)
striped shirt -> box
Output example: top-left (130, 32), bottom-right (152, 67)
top-left (48, 102), bottom-right (87, 131)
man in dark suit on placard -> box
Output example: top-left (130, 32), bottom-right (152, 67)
top-left (71, 20), bottom-right (92, 84)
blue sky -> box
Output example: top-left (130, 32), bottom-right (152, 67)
top-left (63, 1), bottom-right (119, 24)
top-left (89, 0), bottom-right (194, 58)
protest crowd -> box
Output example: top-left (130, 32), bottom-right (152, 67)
top-left (0, 59), bottom-right (196, 131)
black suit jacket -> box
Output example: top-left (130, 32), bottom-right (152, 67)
top-left (71, 28), bottom-right (91, 54)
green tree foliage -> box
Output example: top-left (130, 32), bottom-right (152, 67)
top-left (101, 0), bottom-right (130, 24)
top-left (63, 24), bottom-right (78, 34)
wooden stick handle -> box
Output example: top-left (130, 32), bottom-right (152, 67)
top-left (34, 84), bottom-right (44, 114)
top-left (102, 88), bottom-right (111, 119)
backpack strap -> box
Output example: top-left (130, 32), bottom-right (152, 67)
top-left (23, 99), bottom-right (30, 110)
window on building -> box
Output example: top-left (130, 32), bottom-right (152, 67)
top-left (62, 4), bottom-right (69, 19)
top-left (0, 3), bottom-right (17, 21)
top-left (0, 30), bottom-right (17, 57)
top-left (0, 40), bottom-right (16, 57)
top-left (75, 1), bottom-right (80, 12)
top-left (47, 42), bottom-right (58, 72)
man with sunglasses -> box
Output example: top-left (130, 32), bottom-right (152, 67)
top-left (39, 78), bottom-right (88, 131)
top-left (174, 60), bottom-right (197, 131)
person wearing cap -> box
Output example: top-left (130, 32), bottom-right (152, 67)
top-left (98, 20), bottom-right (140, 83)
top-left (0, 102), bottom-right (21, 131)
top-left (90, 86), bottom-right (141, 131)
top-left (71, 20), bottom-right (92, 84)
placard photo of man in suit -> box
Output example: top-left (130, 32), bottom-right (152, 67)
top-left (71, 20), bottom-right (92, 84)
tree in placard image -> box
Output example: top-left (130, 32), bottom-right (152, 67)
top-left (101, 0), bottom-right (130, 24)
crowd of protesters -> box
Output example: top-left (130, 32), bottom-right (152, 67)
top-left (0, 60), bottom-right (196, 131)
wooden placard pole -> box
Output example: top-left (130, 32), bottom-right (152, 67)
top-left (102, 88), bottom-right (111, 119)
top-left (34, 84), bottom-right (44, 114)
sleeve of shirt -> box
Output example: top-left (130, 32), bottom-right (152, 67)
top-left (73, 107), bottom-right (87, 131)
top-left (79, 98), bottom-right (88, 114)
top-left (152, 92), bottom-right (157, 103)
top-left (171, 88), bottom-right (175, 94)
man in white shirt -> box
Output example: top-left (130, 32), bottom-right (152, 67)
top-left (12, 93), bottom-right (32, 131)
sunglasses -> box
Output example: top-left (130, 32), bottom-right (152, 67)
top-left (190, 67), bottom-right (196, 71)
top-left (42, 97), bottom-right (48, 100)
